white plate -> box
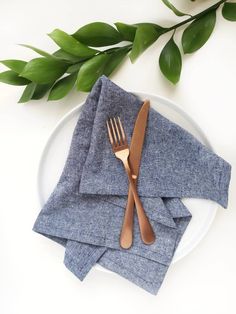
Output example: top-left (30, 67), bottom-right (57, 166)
top-left (37, 92), bottom-right (218, 267)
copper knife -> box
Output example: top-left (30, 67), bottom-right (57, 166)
top-left (120, 100), bottom-right (154, 249)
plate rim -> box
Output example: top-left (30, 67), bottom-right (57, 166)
top-left (37, 91), bottom-right (217, 265)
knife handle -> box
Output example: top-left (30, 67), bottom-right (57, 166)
top-left (120, 187), bottom-right (135, 249)
top-left (122, 159), bottom-right (155, 246)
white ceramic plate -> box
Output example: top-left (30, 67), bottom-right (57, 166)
top-left (37, 92), bottom-right (218, 268)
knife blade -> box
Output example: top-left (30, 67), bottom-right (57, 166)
top-left (120, 100), bottom-right (150, 249)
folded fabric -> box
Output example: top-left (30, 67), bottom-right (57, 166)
top-left (33, 76), bottom-right (231, 294)
top-left (63, 197), bottom-right (191, 294)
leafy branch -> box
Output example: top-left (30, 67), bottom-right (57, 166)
top-left (0, 0), bottom-right (236, 102)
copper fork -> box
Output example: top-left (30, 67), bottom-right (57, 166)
top-left (106, 117), bottom-right (155, 245)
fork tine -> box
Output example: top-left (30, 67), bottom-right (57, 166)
top-left (118, 117), bottom-right (127, 144)
top-left (110, 118), bottom-right (118, 146)
top-left (113, 117), bottom-right (122, 144)
top-left (106, 120), bottom-right (114, 146)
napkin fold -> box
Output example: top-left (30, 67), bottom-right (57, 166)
top-left (33, 76), bottom-right (231, 294)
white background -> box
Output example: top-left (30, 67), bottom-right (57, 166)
top-left (0, 1), bottom-right (235, 313)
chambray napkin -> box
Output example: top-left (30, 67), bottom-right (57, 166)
top-left (33, 76), bottom-right (231, 294)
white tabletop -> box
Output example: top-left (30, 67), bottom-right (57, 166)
top-left (0, 1), bottom-right (235, 313)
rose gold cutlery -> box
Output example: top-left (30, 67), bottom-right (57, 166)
top-left (120, 100), bottom-right (151, 249)
top-left (106, 115), bottom-right (155, 246)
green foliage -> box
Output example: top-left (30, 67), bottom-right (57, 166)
top-left (159, 36), bottom-right (182, 84)
top-left (182, 10), bottom-right (216, 54)
top-left (0, 70), bottom-right (30, 85)
top-left (48, 29), bottom-right (98, 57)
top-left (19, 44), bottom-right (53, 58)
top-left (115, 23), bottom-right (137, 42)
top-left (20, 58), bottom-right (68, 84)
top-left (104, 46), bottom-right (131, 76)
top-left (73, 22), bottom-right (123, 47)
top-left (0, 0), bottom-right (233, 103)
top-left (77, 45), bottom-right (130, 92)
top-left (77, 54), bottom-right (110, 92)
top-left (32, 83), bottom-right (54, 100)
top-left (130, 24), bottom-right (165, 62)
top-left (0, 60), bottom-right (27, 73)
top-left (48, 73), bottom-right (77, 100)
top-left (53, 49), bottom-right (86, 63)
top-left (222, 2), bottom-right (236, 21)
top-left (161, 0), bottom-right (189, 17)
top-left (18, 82), bottom-right (37, 103)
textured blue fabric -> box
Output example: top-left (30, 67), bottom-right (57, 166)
top-left (33, 76), bottom-right (231, 294)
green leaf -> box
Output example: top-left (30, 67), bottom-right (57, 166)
top-left (0, 60), bottom-right (27, 74)
top-left (20, 58), bottom-right (68, 84)
top-left (159, 37), bottom-right (182, 84)
top-left (48, 73), bottom-right (77, 100)
top-left (182, 10), bottom-right (216, 54)
top-left (32, 83), bottom-right (53, 100)
top-left (53, 49), bottom-right (84, 63)
top-left (18, 82), bottom-right (37, 103)
top-left (48, 29), bottom-right (98, 57)
top-left (130, 24), bottom-right (164, 62)
top-left (67, 62), bottom-right (83, 73)
top-left (104, 46), bottom-right (130, 76)
top-left (135, 22), bottom-right (163, 29)
top-left (222, 3), bottom-right (236, 21)
top-left (115, 23), bottom-right (137, 42)
top-left (19, 44), bottom-right (53, 58)
top-left (73, 22), bottom-right (123, 47)
top-left (161, 0), bottom-right (189, 17)
top-left (77, 54), bottom-right (110, 92)
top-left (0, 70), bottom-right (30, 85)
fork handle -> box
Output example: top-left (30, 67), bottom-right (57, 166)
top-left (120, 187), bottom-right (135, 249)
top-left (122, 159), bottom-right (155, 245)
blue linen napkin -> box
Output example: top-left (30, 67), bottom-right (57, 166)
top-left (33, 76), bottom-right (231, 294)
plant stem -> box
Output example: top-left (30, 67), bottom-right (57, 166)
top-left (165, 0), bottom-right (227, 32)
